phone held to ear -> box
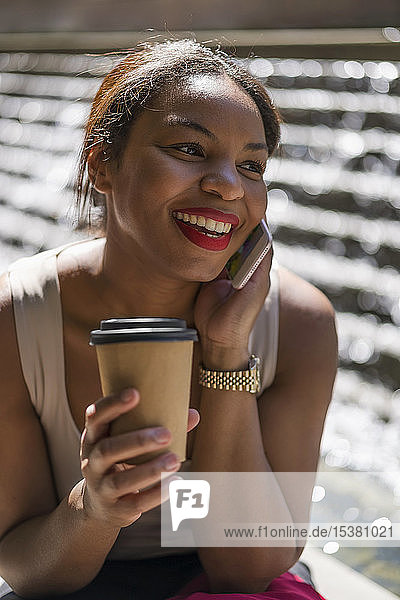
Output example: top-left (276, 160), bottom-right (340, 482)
top-left (225, 219), bottom-right (272, 289)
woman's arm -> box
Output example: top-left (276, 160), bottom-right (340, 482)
top-left (191, 266), bottom-right (337, 593)
top-left (0, 274), bottom-right (119, 597)
top-left (0, 274), bottom-right (190, 598)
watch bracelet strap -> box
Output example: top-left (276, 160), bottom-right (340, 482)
top-left (198, 357), bottom-right (260, 393)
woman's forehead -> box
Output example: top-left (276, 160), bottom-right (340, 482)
top-left (146, 75), bottom-right (265, 137)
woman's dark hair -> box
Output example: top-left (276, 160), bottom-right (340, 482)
top-left (74, 38), bottom-right (281, 231)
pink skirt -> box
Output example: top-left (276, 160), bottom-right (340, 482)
top-left (168, 571), bottom-right (325, 600)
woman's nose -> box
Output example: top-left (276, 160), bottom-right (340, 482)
top-left (200, 165), bottom-right (244, 201)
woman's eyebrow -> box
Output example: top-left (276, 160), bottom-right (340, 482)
top-left (244, 142), bottom-right (268, 152)
top-left (164, 115), bottom-right (268, 153)
top-left (164, 115), bottom-right (217, 140)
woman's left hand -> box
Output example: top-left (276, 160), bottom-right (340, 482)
top-left (194, 249), bottom-right (273, 361)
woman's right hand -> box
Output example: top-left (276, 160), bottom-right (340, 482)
top-left (80, 388), bottom-right (198, 529)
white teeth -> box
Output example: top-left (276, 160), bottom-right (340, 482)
top-left (205, 218), bottom-right (216, 232)
top-left (173, 211), bottom-right (234, 234)
top-left (203, 231), bottom-right (221, 238)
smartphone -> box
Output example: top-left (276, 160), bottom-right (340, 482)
top-left (225, 219), bottom-right (272, 289)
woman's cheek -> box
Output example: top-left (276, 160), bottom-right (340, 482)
top-left (247, 188), bottom-right (268, 221)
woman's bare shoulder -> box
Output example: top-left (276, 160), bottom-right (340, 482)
top-left (0, 271), bottom-right (30, 396)
top-left (276, 265), bottom-right (337, 381)
top-left (277, 264), bottom-right (335, 320)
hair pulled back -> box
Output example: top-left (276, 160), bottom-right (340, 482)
top-left (74, 38), bottom-right (281, 230)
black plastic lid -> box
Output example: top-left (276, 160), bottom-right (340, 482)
top-left (90, 326), bottom-right (198, 345)
top-left (100, 317), bottom-right (187, 330)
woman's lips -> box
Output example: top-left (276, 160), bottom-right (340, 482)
top-left (172, 206), bottom-right (238, 251)
top-left (174, 219), bottom-right (233, 251)
top-left (176, 207), bottom-right (239, 227)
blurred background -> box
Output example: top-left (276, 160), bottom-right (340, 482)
top-left (0, 0), bottom-right (400, 596)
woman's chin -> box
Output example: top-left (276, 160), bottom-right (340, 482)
top-left (194, 270), bottom-right (228, 284)
top-left (176, 266), bottom-right (226, 284)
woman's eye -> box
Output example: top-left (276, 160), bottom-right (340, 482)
top-left (170, 143), bottom-right (204, 157)
top-left (240, 161), bottom-right (266, 175)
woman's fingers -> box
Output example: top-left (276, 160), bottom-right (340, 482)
top-left (85, 426), bottom-right (173, 475)
top-left (115, 475), bottom-right (181, 524)
top-left (82, 389), bottom-right (199, 464)
top-left (99, 452), bottom-right (180, 500)
top-left (78, 387), bottom-right (198, 526)
top-left (82, 388), bottom-right (139, 451)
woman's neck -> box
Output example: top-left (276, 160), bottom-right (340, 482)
top-left (95, 233), bottom-right (201, 327)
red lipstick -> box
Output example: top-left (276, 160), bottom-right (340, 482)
top-left (172, 207), bottom-right (239, 251)
top-left (175, 219), bottom-right (233, 251)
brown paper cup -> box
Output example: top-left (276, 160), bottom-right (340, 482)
top-left (90, 320), bottom-right (197, 464)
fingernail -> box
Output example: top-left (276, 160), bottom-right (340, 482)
top-left (86, 404), bottom-right (96, 417)
top-left (154, 428), bottom-right (170, 444)
top-left (121, 389), bottom-right (138, 403)
top-left (163, 454), bottom-right (179, 470)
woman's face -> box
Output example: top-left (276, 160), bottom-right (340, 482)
top-left (105, 74), bottom-right (269, 282)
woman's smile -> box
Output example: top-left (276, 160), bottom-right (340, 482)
top-left (104, 75), bottom-right (268, 281)
top-left (172, 207), bottom-right (239, 251)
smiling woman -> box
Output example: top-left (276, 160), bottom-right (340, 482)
top-left (0, 39), bottom-right (336, 599)
top-left (87, 71), bottom-right (271, 286)
top-left (75, 41), bottom-right (280, 232)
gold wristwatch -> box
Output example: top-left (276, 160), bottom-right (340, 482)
top-left (199, 355), bottom-right (261, 394)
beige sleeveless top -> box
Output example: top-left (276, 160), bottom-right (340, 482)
top-left (7, 238), bottom-right (280, 560)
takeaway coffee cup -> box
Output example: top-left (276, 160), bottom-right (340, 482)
top-left (90, 318), bottom-right (198, 464)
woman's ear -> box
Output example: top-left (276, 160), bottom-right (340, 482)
top-left (87, 147), bottom-right (113, 194)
